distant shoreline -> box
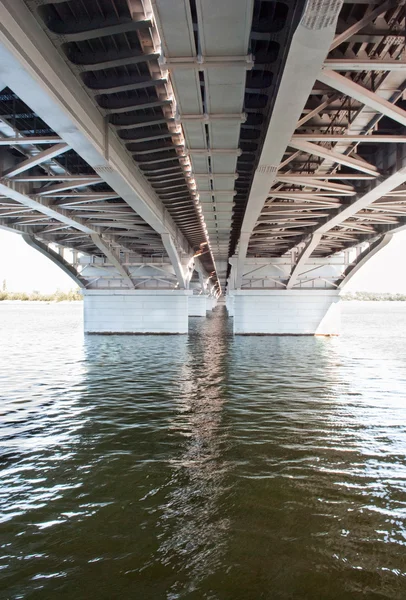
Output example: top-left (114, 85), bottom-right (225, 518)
top-left (0, 299), bottom-right (82, 304)
top-left (1, 293), bottom-right (405, 304)
top-left (0, 290), bottom-right (82, 302)
top-left (341, 292), bottom-right (406, 301)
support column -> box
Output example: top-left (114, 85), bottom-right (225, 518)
top-left (188, 295), bottom-right (208, 317)
top-left (206, 297), bottom-right (217, 311)
top-left (83, 290), bottom-right (192, 334)
top-left (226, 293), bottom-right (235, 317)
top-left (233, 290), bottom-right (341, 335)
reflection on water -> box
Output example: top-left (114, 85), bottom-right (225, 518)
top-left (0, 301), bottom-right (405, 599)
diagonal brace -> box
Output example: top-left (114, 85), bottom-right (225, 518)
top-left (161, 233), bottom-right (187, 289)
top-left (90, 233), bottom-right (134, 289)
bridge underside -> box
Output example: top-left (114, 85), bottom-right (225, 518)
top-left (0, 0), bottom-right (405, 334)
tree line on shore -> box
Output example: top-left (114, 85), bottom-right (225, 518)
top-left (0, 290), bottom-right (405, 302)
top-left (342, 291), bottom-right (406, 301)
top-left (0, 289), bottom-right (82, 302)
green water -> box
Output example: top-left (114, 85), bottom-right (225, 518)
top-left (1, 302), bottom-right (405, 599)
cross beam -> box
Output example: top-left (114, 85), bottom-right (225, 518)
top-left (324, 59), bottom-right (406, 72)
top-left (286, 234), bottom-right (322, 289)
top-left (0, 180), bottom-right (94, 233)
top-left (234, 0), bottom-right (342, 287)
top-left (0, 0), bottom-right (192, 285)
top-left (318, 170), bottom-right (406, 235)
top-left (292, 134), bottom-right (406, 143)
top-left (90, 233), bottom-right (135, 289)
top-left (38, 179), bottom-right (103, 195)
top-left (329, 0), bottom-right (400, 51)
top-left (288, 139), bottom-right (380, 176)
top-left (3, 144), bottom-right (70, 178)
top-left (0, 136), bottom-right (62, 145)
top-left (277, 174), bottom-right (376, 180)
top-left (276, 176), bottom-right (355, 194)
top-left (161, 233), bottom-right (188, 289)
top-left (318, 70), bottom-right (406, 128)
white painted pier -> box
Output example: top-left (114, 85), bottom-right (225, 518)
top-left (233, 290), bottom-right (341, 335)
top-left (83, 290), bottom-right (192, 334)
top-left (188, 295), bottom-right (208, 317)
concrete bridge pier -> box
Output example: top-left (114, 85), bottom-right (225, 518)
top-left (232, 290), bottom-right (341, 336)
top-left (188, 295), bottom-right (219, 316)
top-left (188, 295), bottom-right (209, 317)
top-left (226, 294), bottom-right (235, 318)
top-left (83, 290), bottom-right (193, 335)
top-left (228, 256), bottom-right (345, 335)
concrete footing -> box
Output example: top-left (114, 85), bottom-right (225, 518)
top-left (232, 290), bottom-right (341, 335)
top-left (82, 289), bottom-right (340, 335)
top-left (188, 295), bottom-right (207, 316)
top-left (83, 290), bottom-right (192, 334)
top-left (226, 294), bottom-right (234, 317)
top-left (207, 297), bottom-right (217, 311)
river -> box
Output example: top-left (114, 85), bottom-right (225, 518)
top-left (0, 301), bottom-right (405, 599)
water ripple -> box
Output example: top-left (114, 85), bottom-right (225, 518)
top-left (0, 301), bottom-right (405, 599)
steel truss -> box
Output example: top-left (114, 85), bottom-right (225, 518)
top-left (0, 0), bottom-right (216, 290)
top-left (233, 0), bottom-right (406, 290)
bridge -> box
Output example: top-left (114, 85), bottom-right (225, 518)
top-left (0, 0), bottom-right (404, 334)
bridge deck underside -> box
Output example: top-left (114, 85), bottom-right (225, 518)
top-left (249, 1), bottom-right (406, 261)
top-left (1, 0), bottom-right (406, 296)
top-left (30, 0), bottom-right (209, 252)
top-left (19, 0), bottom-right (305, 290)
top-left (0, 89), bottom-right (169, 260)
top-left (152, 0), bottom-right (304, 288)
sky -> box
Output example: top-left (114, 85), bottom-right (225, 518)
top-left (0, 228), bottom-right (405, 293)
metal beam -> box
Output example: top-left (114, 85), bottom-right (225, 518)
top-left (90, 233), bottom-right (134, 289)
top-left (292, 134), bottom-right (406, 143)
top-left (235, 0), bottom-right (342, 288)
top-left (277, 173), bottom-right (375, 180)
top-left (0, 136), bottom-right (62, 145)
top-left (179, 113), bottom-right (246, 123)
top-left (329, 0), bottom-right (400, 51)
top-left (289, 138), bottom-right (379, 176)
top-left (267, 192), bottom-right (344, 202)
top-left (317, 168), bottom-right (406, 234)
top-left (342, 33), bottom-right (404, 44)
top-left (161, 56), bottom-right (254, 70)
top-left (78, 52), bottom-right (160, 72)
top-left (193, 257), bottom-right (210, 293)
top-left (188, 149), bottom-right (242, 156)
top-left (3, 144), bottom-right (70, 177)
top-left (0, 0), bottom-right (193, 277)
top-left (264, 161), bottom-right (406, 257)
top-left (11, 175), bottom-right (102, 183)
top-left (46, 193), bottom-right (119, 199)
top-left (57, 20), bottom-right (152, 44)
top-left (38, 179), bottom-right (103, 195)
top-left (276, 176), bottom-right (355, 194)
top-left (161, 233), bottom-right (187, 289)
top-left (297, 94), bottom-right (341, 128)
top-left (22, 233), bottom-right (85, 288)
top-left (287, 233), bottom-right (323, 289)
top-left (337, 234), bottom-right (393, 288)
top-left (90, 76), bottom-right (166, 96)
top-left (153, 0), bottom-right (244, 296)
top-left (324, 59), bottom-right (406, 71)
top-left (318, 70), bottom-right (406, 128)
top-left (0, 180), bottom-right (93, 233)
